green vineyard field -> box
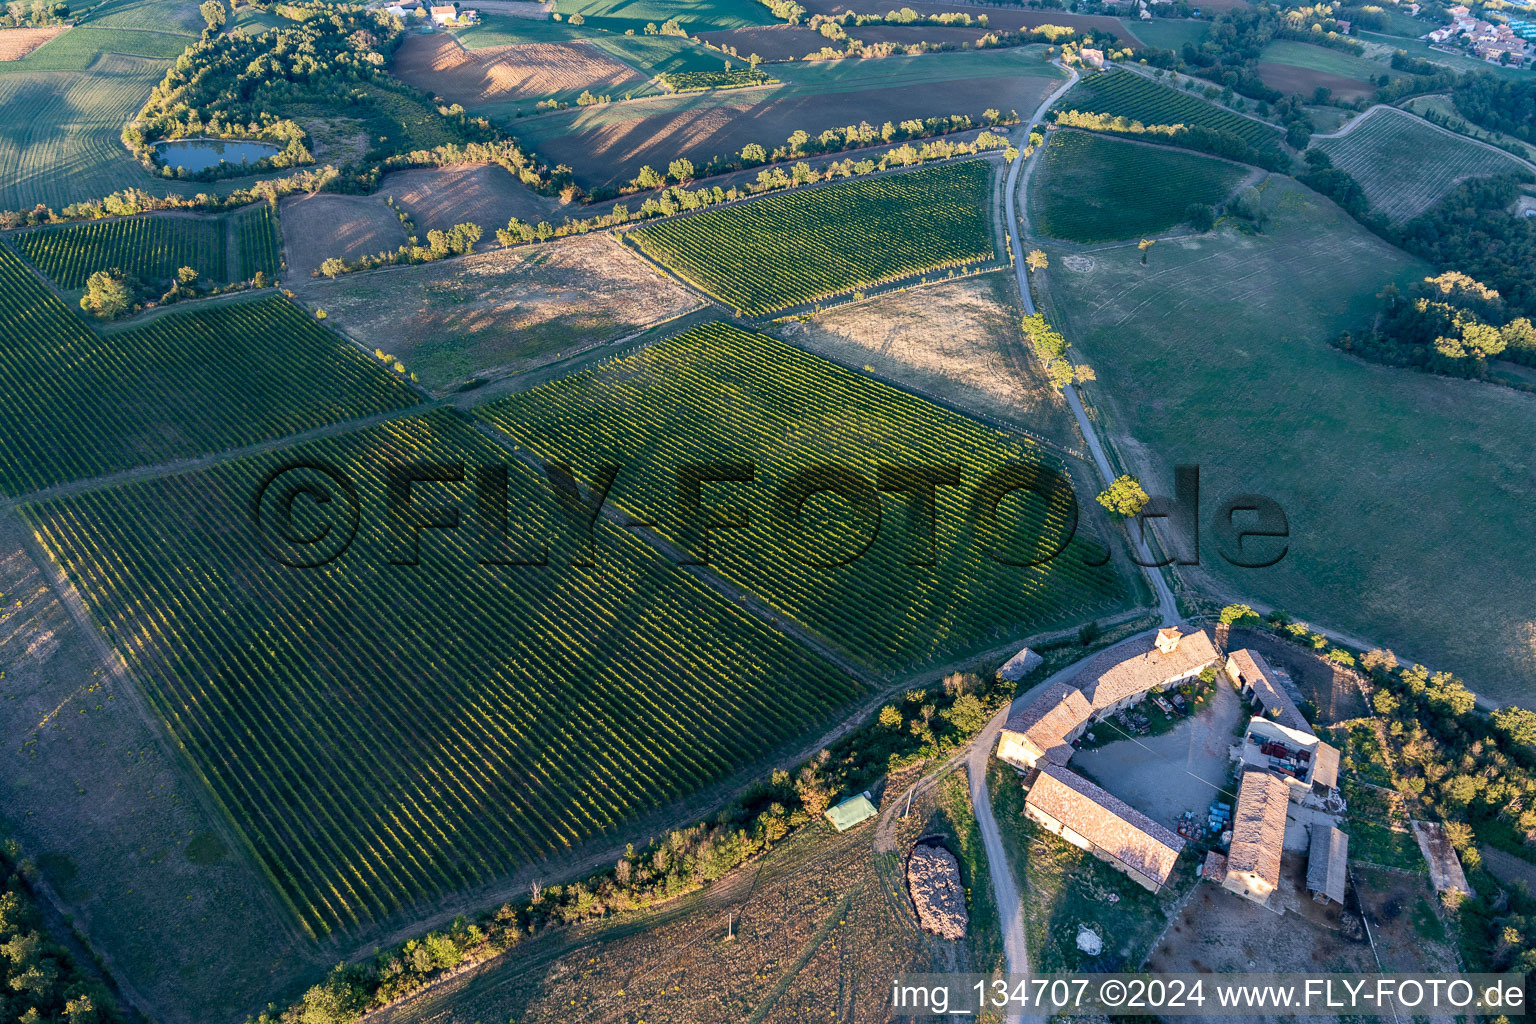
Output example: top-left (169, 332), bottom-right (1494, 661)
top-left (625, 159), bottom-right (997, 316)
top-left (235, 203), bottom-right (283, 278)
top-left (0, 245), bottom-right (418, 496)
top-left (1033, 130), bottom-right (1245, 243)
top-left (14, 212), bottom-right (228, 289)
top-left (22, 409), bottom-right (863, 936)
top-left (1313, 105), bottom-right (1532, 222)
top-left (477, 321), bottom-right (1132, 673)
top-left (1058, 69), bottom-right (1281, 149)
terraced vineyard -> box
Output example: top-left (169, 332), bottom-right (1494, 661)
top-left (22, 409), bottom-right (863, 936)
top-left (625, 160), bottom-right (997, 316)
top-left (1058, 69), bottom-right (1281, 150)
top-left (235, 202), bottom-right (283, 278)
top-left (14, 212), bottom-right (227, 289)
top-left (1033, 130), bottom-right (1245, 242)
top-left (1313, 105), bottom-right (1533, 222)
top-left (0, 245), bottom-right (417, 495)
top-left (477, 322), bottom-right (1132, 672)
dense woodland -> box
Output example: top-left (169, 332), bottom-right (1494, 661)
top-left (1335, 269), bottom-right (1536, 377)
top-left (0, 0), bottom-right (67, 27)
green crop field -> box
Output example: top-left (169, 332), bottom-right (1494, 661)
top-left (1314, 106), bottom-right (1532, 221)
top-left (1034, 174), bottom-right (1536, 702)
top-left (1032, 130), bottom-right (1246, 243)
top-left (1057, 68), bottom-right (1282, 149)
top-left (235, 202), bottom-right (283, 279)
top-left (1124, 18), bottom-right (1210, 50)
top-left (552, 0), bottom-right (777, 35)
top-left (22, 409), bottom-right (863, 936)
top-left (0, 52), bottom-right (195, 212)
top-left (586, 31), bottom-right (735, 79)
top-left (476, 321), bottom-right (1132, 672)
top-left (659, 67), bottom-right (772, 91)
top-left (626, 160), bottom-right (998, 316)
top-left (0, 245), bottom-right (417, 496)
top-left (1258, 39), bottom-right (1395, 82)
top-left (14, 213), bottom-right (227, 289)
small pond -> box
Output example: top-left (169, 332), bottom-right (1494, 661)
top-left (153, 138), bottom-right (281, 173)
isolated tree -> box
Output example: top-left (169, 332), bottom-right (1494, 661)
top-left (1096, 474), bottom-right (1149, 517)
top-left (667, 157), bottom-right (695, 183)
top-left (1025, 248), bottom-right (1048, 273)
top-left (319, 256), bottom-right (346, 279)
top-left (748, 51), bottom-right (761, 72)
top-left (1219, 603), bottom-right (1260, 626)
top-left (740, 142), bottom-right (767, 165)
top-left (567, 11), bottom-right (583, 24)
top-left (176, 265), bottom-right (198, 286)
top-left (634, 164), bottom-right (664, 189)
top-left (199, 0), bottom-right (224, 31)
top-left (1137, 238), bottom-right (1155, 265)
top-left (79, 270), bottom-right (131, 318)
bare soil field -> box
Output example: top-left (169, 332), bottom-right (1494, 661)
top-left (799, 0), bottom-right (1138, 44)
top-left (0, 24), bottom-right (67, 60)
top-left (529, 73), bottom-right (1059, 190)
top-left (1148, 864), bottom-right (1376, 1023)
top-left (278, 192), bottom-right (406, 280)
top-left (391, 32), bottom-right (641, 104)
top-left (1257, 60), bottom-right (1376, 102)
top-left (774, 272), bottom-right (1079, 446)
top-left (0, 513), bottom-right (321, 1024)
top-left (294, 232), bottom-right (699, 392)
top-left (1350, 864), bottom-right (1461, 974)
top-left (375, 826), bottom-right (934, 1024)
top-left (380, 163), bottom-right (561, 234)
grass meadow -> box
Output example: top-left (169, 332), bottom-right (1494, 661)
top-left (1031, 129), bottom-right (1247, 243)
top-left (1033, 174), bottom-right (1536, 700)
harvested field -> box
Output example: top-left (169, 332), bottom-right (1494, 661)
top-left (0, 25), bottom-right (66, 60)
top-left (390, 31), bottom-right (641, 105)
top-left (775, 272), bottom-right (1077, 445)
top-left (278, 192), bottom-right (405, 280)
top-left (522, 49), bottom-right (1064, 189)
top-left (380, 163), bottom-right (560, 235)
top-left (1257, 61), bottom-right (1375, 101)
top-left (295, 233), bottom-right (699, 392)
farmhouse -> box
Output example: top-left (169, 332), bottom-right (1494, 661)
top-left (429, 3), bottom-right (458, 24)
top-left (996, 682), bottom-right (1093, 769)
top-left (1025, 763), bottom-right (1186, 892)
top-left (997, 626), bottom-right (1216, 772)
top-left (1307, 825), bottom-right (1349, 905)
top-left (1074, 626), bottom-right (1219, 715)
top-left (1222, 769), bottom-right (1291, 908)
top-left (1080, 47), bottom-right (1105, 68)
top-left (1225, 649), bottom-right (1310, 733)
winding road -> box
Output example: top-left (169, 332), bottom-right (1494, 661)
top-left (960, 62), bottom-right (1187, 1024)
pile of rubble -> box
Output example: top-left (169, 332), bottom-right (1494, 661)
top-left (907, 844), bottom-right (968, 940)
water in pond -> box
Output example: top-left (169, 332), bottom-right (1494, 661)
top-left (153, 138), bottom-right (281, 173)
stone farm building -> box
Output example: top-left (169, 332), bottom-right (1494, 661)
top-left (1223, 768), bottom-right (1291, 908)
top-left (1307, 825), bottom-right (1349, 905)
top-left (1225, 649), bottom-right (1311, 733)
top-left (997, 626), bottom-right (1216, 892)
top-left (1025, 763), bottom-right (1186, 892)
top-left (1214, 652), bottom-right (1348, 911)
